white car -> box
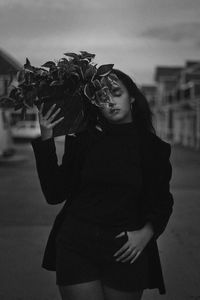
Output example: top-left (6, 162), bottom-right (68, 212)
top-left (11, 120), bottom-right (41, 139)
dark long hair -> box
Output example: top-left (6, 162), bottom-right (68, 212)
top-left (82, 68), bottom-right (156, 136)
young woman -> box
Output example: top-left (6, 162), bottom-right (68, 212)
top-left (31, 69), bottom-right (174, 300)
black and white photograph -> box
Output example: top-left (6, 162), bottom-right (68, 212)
top-left (0, 1), bottom-right (200, 299)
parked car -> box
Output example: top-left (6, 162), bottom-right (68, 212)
top-left (10, 108), bottom-right (40, 139)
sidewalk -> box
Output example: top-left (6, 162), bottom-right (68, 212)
top-left (0, 153), bottom-right (28, 164)
top-left (0, 136), bottom-right (65, 165)
top-left (0, 140), bottom-right (31, 164)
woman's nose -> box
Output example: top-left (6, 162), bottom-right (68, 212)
top-left (108, 102), bottom-right (116, 107)
top-left (108, 96), bottom-right (116, 107)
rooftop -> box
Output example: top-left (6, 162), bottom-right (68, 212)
top-left (0, 48), bottom-right (22, 74)
top-left (141, 85), bottom-right (157, 94)
top-left (154, 66), bottom-right (183, 82)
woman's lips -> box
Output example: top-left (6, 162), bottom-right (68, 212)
top-left (109, 108), bottom-right (120, 114)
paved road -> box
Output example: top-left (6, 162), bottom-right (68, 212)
top-left (0, 140), bottom-right (200, 300)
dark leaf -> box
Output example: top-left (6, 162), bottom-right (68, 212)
top-left (0, 97), bottom-right (15, 108)
top-left (71, 72), bottom-right (80, 79)
top-left (41, 61), bottom-right (56, 68)
top-left (80, 51), bottom-right (95, 59)
top-left (50, 69), bottom-right (59, 80)
top-left (9, 87), bottom-right (18, 99)
top-left (93, 79), bottom-right (102, 89)
top-left (50, 81), bottom-right (62, 86)
top-left (73, 64), bottom-right (81, 71)
top-left (100, 76), bottom-right (116, 91)
top-left (59, 57), bottom-right (69, 63)
top-left (24, 58), bottom-right (31, 68)
top-left (79, 66), bottom-right (84, 81)
top-left (24, 58), bottom-right (35, 73)
top-left (14, 103), bottom-right (24, 110)
top-left (84, 82), bottom-right (96, 100)
top-left (24, 65), bottom-right (34, 73)
top-left (39, 67), bottom-right (48, 72)
top-left (84, 65), bottom-right (97, 81)
top-left (58, 58), bottom-right (70, 69)
top-left (24, 90), bottom-right (37, 107)
top-left (79, 59), bottom-right (88, 68)
top-left (64, 52), bottom-right (80, 59)
top-left (94, 86), bottom-right (111, 107)
top-left (107, 73), bottom-right (119, 82)
top-left (96, 64), bottom-right (114, 77)
top-left (57, 61), bottom-right (66, 68)
top-left (17, 70), bottom-right (25, 83)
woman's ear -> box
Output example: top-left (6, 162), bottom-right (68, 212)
top-left (130, 97), bottom-right (135, 104)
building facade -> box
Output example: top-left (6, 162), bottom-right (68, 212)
top-left (0, 48), bottom-right (40, 143)
top-left (0, 48), bottom-right (22, 155)
top-left (142, 61), bottom-right (200, 150)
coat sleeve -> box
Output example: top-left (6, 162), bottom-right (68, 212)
top-left (142, 143), bottom-right (174, 241)
top-left (31, 135), bottom-right (79, 205)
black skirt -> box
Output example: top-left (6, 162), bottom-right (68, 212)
top-left (55, 213), bottom-right (151, 292)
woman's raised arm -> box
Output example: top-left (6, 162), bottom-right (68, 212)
top-left (30, 102), bottom-right (81, 205)
top-left (31, 134), bottom-right (79, 205)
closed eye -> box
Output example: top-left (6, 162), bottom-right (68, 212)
top-left (112, 88), bottom-right (122, 96)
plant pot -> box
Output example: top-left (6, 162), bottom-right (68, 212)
top-left (37, 92), bottom-right (86, 137)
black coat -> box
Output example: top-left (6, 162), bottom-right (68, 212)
top-left (31, 126), bottom-right (174, 295)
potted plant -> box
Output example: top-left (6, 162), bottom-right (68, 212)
top-left (0, 51), bottom-right (120, 137)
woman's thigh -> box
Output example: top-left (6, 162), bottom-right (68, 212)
top-left (102, 284), bottom-right (143, 300)
top-left (58, 279), bottom-right (105, 300)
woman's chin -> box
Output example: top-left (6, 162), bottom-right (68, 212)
top-left (107, 114), bottom-right (125, 122)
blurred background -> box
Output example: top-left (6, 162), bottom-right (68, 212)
top-left (0, 0), bottom-right (200, 299)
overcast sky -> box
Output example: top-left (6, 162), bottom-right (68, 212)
top-left (1, 0), bottom-right (200, 84)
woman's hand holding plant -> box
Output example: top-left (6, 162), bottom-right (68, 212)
top-left (37, 103), bottom-right (64, 141)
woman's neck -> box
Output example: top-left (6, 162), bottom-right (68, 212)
top-left (99, 119), bottom-right (138, 136)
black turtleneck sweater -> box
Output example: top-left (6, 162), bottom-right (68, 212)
top-left (65, 120), bottom-right (143, 229)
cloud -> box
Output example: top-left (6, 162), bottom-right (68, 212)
top-left (141, 22), bottom-right (200, 45)
top-left (1, 0), bottom-right (200, 84)
top-left (0, 1), bottom-right (89, 39)
top-left (0, 0), bottom-right (139, 60)
top-left (0, 0), bottom-right (137, 41)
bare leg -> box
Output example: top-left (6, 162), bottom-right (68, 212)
top-left (58, 279), bottom-right (105, 300)
top-left (102, 284), bottom-right (143, 300)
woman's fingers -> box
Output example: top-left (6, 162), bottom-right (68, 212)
top-left (114, 231), bottom-right (126, 239)
top-left (116, 247), bottom-right (133, 261)
top-left (37, 102), bottom-right (64, 137)
top-left (48, 107), bottom-right (61, 121)
top-left (44, 103), bottom-right (57, 119)
top-left (121, 248), bottom-right (138, 263)
top-left (115, 247), bottom-right (141, 263)
top-left (50, 116), bottom-right (65, 127)
top-left (38, 102), bottom-right (56, 119)
top-left (113, 241), bottom-right (129, 257)
top-left (38, 102), bottom-right (44, 114)
top-left (130, 250), bottom-right (141, 264)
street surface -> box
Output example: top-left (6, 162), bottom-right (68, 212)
top-left (0, 139), bottom-right (200, 300)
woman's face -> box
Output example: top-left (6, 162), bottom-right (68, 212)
top-left (99, 79), bottom-right (135, 124)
